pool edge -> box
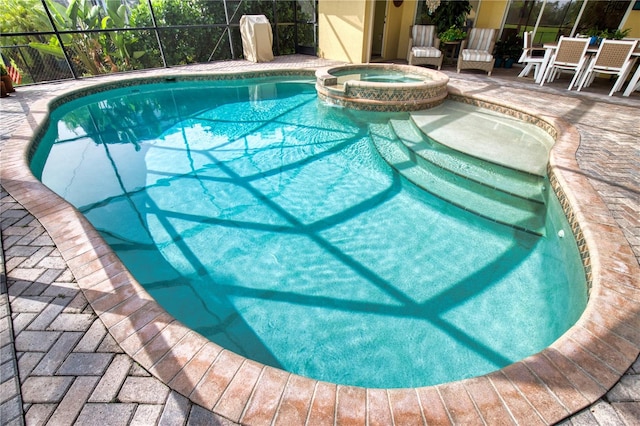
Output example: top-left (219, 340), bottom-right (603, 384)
top-left (2, 72), bottom-right (639, 425)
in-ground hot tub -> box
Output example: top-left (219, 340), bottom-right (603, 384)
top-left (315, 63), bottom-right (449, 111)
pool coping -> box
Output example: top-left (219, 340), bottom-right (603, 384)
top-left (2, 70), bottom-right (639, 425)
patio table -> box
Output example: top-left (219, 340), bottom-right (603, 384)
top-left (535, 41), bottom-right (640, 96)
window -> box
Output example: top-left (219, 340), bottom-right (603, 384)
top-left (503, 0), bottom-right (631, 44)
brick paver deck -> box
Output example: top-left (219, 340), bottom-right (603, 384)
top-left (1, 56), bottom-right (639, 425)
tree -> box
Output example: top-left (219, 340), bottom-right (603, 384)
top-left (128, 0), bottom-right (228, 66)
top-left (0, 0), bottom-right (67, 82)
top-left (29, 0), bottom-right (144, 75)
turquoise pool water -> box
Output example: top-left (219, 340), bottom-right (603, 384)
top-left (332, 68), bottom-right (425, 84)
top-left (31, 76), bottom-right (587, 389)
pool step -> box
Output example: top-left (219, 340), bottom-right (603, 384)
top-left (389, 118), bottom-right (547, 203)
top-left (410, 102), bottom-right (553, 177)
top-left (369, 122), bottom-right (547, 236)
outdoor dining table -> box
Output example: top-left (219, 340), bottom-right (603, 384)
top-left (534, 41), bottom-right (640, 96)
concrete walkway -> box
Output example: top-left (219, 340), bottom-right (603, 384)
top-left (1, 56), bottom-right (639, 425)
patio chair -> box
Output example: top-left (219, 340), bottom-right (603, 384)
top-left (539, 36), bottom-right (590, 90)
top-left (407, 25), bottom-right (443, 70)
top-left (577, 39), bottom-right (638, 96)
top-left (623, 62), bottom-right (640, 97)
top-left (517, 31), bottom-right (546, 80)
top-left (457, 28), bottom-right (497, 76)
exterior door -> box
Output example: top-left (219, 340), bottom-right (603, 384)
top-left (371, 0), bottom-right (388, 60)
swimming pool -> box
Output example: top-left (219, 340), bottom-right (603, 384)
top-left (30, 76), bottom-right (587, 389)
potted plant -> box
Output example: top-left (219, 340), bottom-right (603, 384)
top-left (504, 34), bottom-right (523, 68)
top-left (608, 28), bottom-right (631, 40)
top-left (494, 38), bottom-right (506, 67)
top-left (0, 64), bottom-right (15, 94)
top-left (584, 28), bottom-right (630, 46)
top-left (585, 28), bottom-right (607, 46)
top-left (493, 32), bottom-right (523, 69)
top-left (439, 26), bottom-right (467, 43)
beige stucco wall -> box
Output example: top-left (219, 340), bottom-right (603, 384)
top-left (395, 0), bottom-right (419, 61)
top-left (318, 0), bottom-right (419, 63)
top-left (318, 1), bottom-right (370, 63)
top-left (383, 0), bottom-right (410, 60)
top-left (475, 0), bottom-right (507, 29)
top-left (622, 10), bottom-right (640, 38)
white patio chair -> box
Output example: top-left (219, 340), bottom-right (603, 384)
top-left (407, 25), bottom-right (443, 70)
top-left (457, 28), bottom-right (497, 76)
top-left (623, 62), bottom-right (640, 97)
top-left (539, 36), bottom-right (590, 90)
top-left (577, 39), bottom-right (638, 96)
top-left (517, 31), bottom-right (545, 80)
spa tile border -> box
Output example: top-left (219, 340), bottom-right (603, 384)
top-left (315, 63), bottom-right (449, 112)
top-left (2, 72), bottom-right (639, 425)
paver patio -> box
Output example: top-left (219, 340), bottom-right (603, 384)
top-left (1, 55), bottom-right (639, 425)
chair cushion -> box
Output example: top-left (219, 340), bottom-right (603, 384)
top-left (461, 49), bottom-right (493, 62)
top-left (411, 47), bottom-right (442, 58)
top-left (412, 25), bottom-right (436, 48)
top-left (467, 28), bottom-right (496, 51)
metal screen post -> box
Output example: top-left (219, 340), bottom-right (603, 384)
top-left (147, 0), bottom-right (168, 68)
top-left (17, 47), bottom-right (36, 83)
top-left (272, 0), bottom-right (278, 55)
top-left (40, 0), bottom-right (77, 79)
top-left (223, 0), bottom-right (235, 59)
